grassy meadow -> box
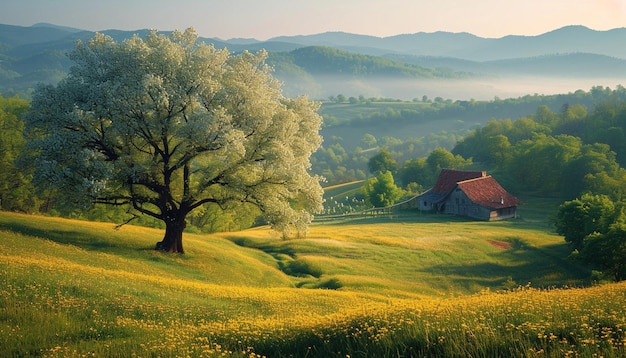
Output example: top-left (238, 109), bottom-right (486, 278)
top-left (1, 200), bottom-right (626, 357)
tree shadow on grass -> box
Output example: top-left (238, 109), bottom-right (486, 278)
top-left (227, 236), bottom-right (297, 257)
top-left (0, 219), bottom-right (150, 254)
top-left (422, 238), bottom-right (592, 290)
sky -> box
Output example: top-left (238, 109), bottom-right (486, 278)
top-left (1, 0), bottom-right (626, 40)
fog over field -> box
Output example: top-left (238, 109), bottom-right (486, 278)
top-left (279, 74), bottom-right (626, 101)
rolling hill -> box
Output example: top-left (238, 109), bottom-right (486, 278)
top-left (3, 204), bottom-right (626, 357)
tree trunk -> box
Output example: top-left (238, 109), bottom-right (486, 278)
top-left (155, 216), bottom-right (187, 253)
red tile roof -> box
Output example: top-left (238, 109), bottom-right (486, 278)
top-left (432, 169), bottom-right (486, 193)
top-left (457, 176), bottom-right (522, 209)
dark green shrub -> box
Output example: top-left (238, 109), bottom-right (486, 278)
top-left (279, 259), bottom-right (323, 278)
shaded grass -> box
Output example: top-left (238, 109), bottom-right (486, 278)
top-left (0, 212), bottom-right (291, 288)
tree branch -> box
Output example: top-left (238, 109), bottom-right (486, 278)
top-left (93, 196), bottom-right (131, 206)
top-left (188, 197), bottom-right (219, 212)
top-left (131, 198), bottom-right (162, 220)
top-left (113, 214), bottom-right (139, 230)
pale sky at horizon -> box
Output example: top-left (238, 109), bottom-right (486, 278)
top-left (2, 0), bottom-right (625, 40)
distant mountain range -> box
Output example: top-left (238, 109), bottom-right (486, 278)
top-left (249, 25), bottom-right (626, 61)
top-left (1, 23), bottom-right (625, 100)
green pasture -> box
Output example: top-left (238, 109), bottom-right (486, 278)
top-left (319, 101), bottom-right (431, 122)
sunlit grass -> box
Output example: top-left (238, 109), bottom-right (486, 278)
top-left (1, 210), bottom-right (622, 357)
top-left (225, 211), bottom-right (589, 296)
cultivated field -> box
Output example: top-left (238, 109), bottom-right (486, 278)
top-left (1, 203), bottom-right (625, 357)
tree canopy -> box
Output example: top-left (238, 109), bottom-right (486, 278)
top-left (554, 194), bottom-right (626, 281)
top-left (554, 193), bottom-right (616, 250)
top-left (363, 171), bottom-right (404, 208)
top-left (367, 149), bottom-right (397, 175)
top-left (0, 95), bottom-right (36, 212)
top-left (26, 29), bottom-right (324, 253)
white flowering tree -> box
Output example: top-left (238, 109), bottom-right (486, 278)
top-left (26, 29), bottom-right (324, 253)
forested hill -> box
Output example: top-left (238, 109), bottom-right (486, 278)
top-left (268, 46), bottom-right (465, 78)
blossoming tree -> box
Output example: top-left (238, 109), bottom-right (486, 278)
top-left (26, 29), bottom-right (324, 253)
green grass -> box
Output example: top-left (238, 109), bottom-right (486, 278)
top-left (1, 205), bottom-right (624, 357)
top-left (319, 101), bottom-right (431, 122)
top-left (323, 180), bottom-right (365, 199)
top-left (229, 209), bottom-right (589, 296)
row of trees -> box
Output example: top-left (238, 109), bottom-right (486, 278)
top-left (326, 94), bottom-right (443, 104)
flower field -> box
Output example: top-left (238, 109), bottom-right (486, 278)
top-left (1, 211), bottom-right (625, 357)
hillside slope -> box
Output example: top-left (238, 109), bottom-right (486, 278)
top-left (0, 202), bottom-right (588, 297)
top-left (3, 209), bottom-right (625, 357)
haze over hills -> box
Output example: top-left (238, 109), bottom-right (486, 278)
top-left (1, 23), bottom-right (625, 100)
top-left (268, 25), bottom-right (626, 60)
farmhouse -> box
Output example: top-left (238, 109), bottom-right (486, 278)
top-left (417, 169), bottom-right (521, 221)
